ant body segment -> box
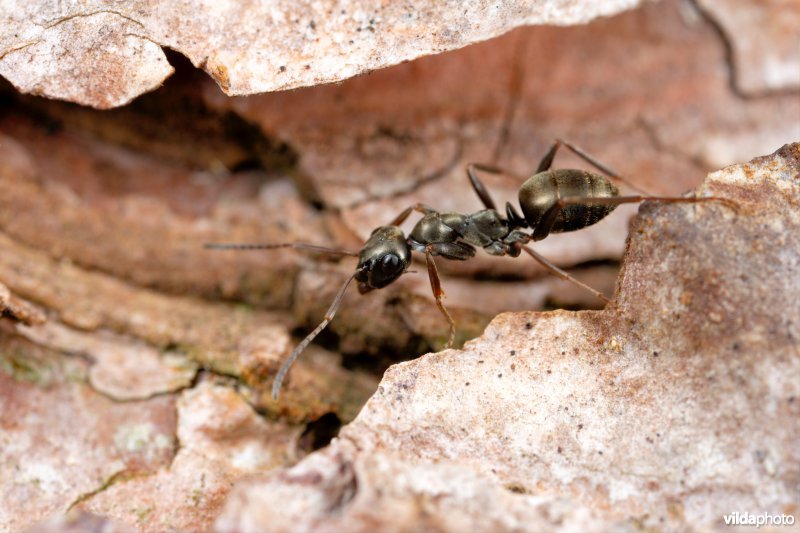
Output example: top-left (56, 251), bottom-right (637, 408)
top-left (207, 139), bottom-right (736, 399)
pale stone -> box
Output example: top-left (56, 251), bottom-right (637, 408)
top-left (0, 1), bottom-right (644, 107)
top-left (81, 380), bottom-right (303, 531)
top-left (0, 339), bottom-right (176, 531)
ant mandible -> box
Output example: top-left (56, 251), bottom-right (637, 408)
top-left (206, 139), bottom-right (737, 399)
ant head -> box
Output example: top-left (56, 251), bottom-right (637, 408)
top-left (355, 226), bottom-right (411, 294)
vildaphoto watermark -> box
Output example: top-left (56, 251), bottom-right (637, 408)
top-left (723, 511), bottom-right (795, 528)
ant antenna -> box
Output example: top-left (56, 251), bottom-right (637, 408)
top-left (271, 270), bottom-right (359, 400)
top-left (205, 241), bottom-right (361, 399)
top-left (205, 242), bottom-right (358, 256)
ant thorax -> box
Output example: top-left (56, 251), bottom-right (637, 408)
top-left (413, 210), bottom-right (508, 247)
top-left (408, 209), bottom-right (526, 258)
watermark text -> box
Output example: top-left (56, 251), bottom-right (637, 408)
top-left (723, 512), bottom-right (795, 528)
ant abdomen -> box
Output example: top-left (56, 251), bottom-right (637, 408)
top-left (519, 169), bottom-right (619, 235)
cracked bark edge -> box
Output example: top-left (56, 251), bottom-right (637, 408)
top-left (214, 142), bottom-right (800, 532)
top-left (0, 282), bottom-right (46, 326)
top-left (0, 1), bottom-right (646, 107)
top-left (687, 0), bottom-right (745, 99)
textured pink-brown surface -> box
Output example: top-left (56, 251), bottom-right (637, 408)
top-left (0, 0), bottom-right (798, 530)
top-left (80, 381), bottom-right (303, 531)
top-left (2, 0), bottom-right (796, 352)
top-left (0, 337), bottom-right (177, 532)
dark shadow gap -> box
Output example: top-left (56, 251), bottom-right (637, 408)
top-left (4, 49), bottom-right (298, 174)
top-left (299, 412), bottom-right (342, 452)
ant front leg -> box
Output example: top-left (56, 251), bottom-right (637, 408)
top-left (423, 246), bottom-right (456, 349)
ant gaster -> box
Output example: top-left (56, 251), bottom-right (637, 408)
top-left (206, 139), bottom-right (737, 399)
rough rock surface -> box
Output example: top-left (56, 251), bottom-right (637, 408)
top-left (19, 322), bottom-right (199, 401)
top-left (25, 509), bottom-right (135, 533)
top-left (0, 1), bottom-right (643, 107)
top-left (216, 145), bottom-right (800, 531)
top-left (0, 337), bottom-right (177, 532)
top-left (79, 380), bottom-right (304, 531)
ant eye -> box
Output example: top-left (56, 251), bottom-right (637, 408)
top-left (379, 254), bottom-right (401, 274)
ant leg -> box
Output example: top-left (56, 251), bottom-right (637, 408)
top-left (424, 247), bottom-right (457, 348)
top-left (466, 164), bottom-right (528, 226)
top-left (390, 203), bottom-right (437, 226)
top-left (519, 244), bottom-right (611, 304)
top-left (536, 140), bottom-right (561, 173)
top-left (205, 242), bottom-right (358, 256)
top-left (536, 139), bottom-right (646, 194)
top-left (559, 194), bottom-right (738, 213)
top-left (425, 241), bottom-right (477, 261)
top-left (466, 164), bottom-right (503, 210)
top-left (531, 194), bottom-right (737, 242)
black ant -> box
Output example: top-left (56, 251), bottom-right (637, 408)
top-left (207, 139), bottom-right (736, 399)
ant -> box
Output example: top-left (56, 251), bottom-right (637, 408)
top-left (207, 139), bottom-right (737, 399)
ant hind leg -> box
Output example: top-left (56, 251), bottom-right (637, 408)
top-left (530, 193), bottom-right (737, 242)
top-left (558, 194), bottom-right (737, 216)
top-left (518, 244), bottom-right (611, 304)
